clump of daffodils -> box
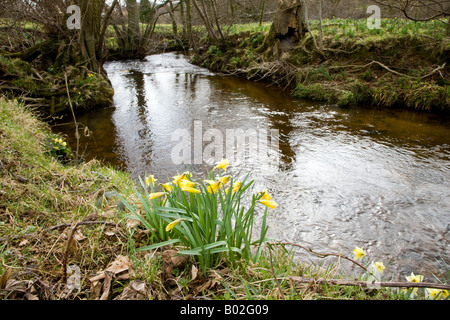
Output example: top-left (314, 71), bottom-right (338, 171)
top-left (120, 159), bottom-right (279, 272)
top-left (46, 135), bottom-right (72, 162)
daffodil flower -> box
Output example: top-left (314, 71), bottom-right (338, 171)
top-left (214, 159), bottom-right (229, 172)
top-left (259, 190), bottom-right (271, 201)
top-left (179, 179), bottom-right (196, 189)
top-left (232, 181), bottom-right (241, 193)
top-left (426, 288), bottom-right (449, 300)
top-left (353, 247), bottom-right (366, 260)
top-left (149, 192), bottom-right (166, 200)
top-left (166, 218), bottom-right (185, 232)
top-left (207, 182), bottom-right (220, 194)
top-left (173, 172), bottom-right (192, 185)
top-left (374, 262), bottom-right (386, 274)
top-left (145, 175), bottom-right (157, 187)
top-left (218, 176), bottom-right (230, 185)
top-left (405, 272), bottom-right (424, 297)
top-left (161, 183), bottom-right (172, 192)
top-left (227, 181), bottom-right (242, 195)
top-left (406, 272), bottom-right (423, 283)
top-left (181, 185), bottom-right (201, 194)
top-left (259, 199), bottom-right (278, 209)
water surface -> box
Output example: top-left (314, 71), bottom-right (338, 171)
top-left (54, 53), bottom-right (450, 280)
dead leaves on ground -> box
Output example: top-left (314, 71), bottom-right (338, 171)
top-left (89, 255), bottom-right (134, 300)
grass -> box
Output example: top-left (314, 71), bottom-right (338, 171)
top-left (0, 97), bottom-right (135, 299)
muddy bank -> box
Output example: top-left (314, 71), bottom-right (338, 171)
top-left (190, 31), bottom-right (449, 112)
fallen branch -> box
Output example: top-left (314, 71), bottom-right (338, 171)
top-left (287, 276), bottom-right (450, 291)
top-left (0, 221), bottom-right (117, 242)
top-left (278, 242), bottom-right (370, 274)
top-left (328, 61), bottom-right (447, 80)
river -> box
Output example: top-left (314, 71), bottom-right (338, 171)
top-left (53, 52), bottom-right (450, 281)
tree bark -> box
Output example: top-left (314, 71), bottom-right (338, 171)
top-left (258, 0), bottom-right (307, 56)
top-left (127, 0), bottom-right (141, 52)
top-left (269, 0), bottom-right (306, 43)
top-left (79, 0), bottom-right (103, 73)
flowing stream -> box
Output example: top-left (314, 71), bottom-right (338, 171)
top-left (54, 52), bottom-right (450, 281)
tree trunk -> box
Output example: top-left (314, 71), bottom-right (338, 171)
top-left (79, 0), bottom-right (103, 73)
top-left (258, 0), bottom-right (307, 55)
top-left (127, 0), bottom-right (141, 52)
top-left (269, 0), bottom-right (306, 44)
top-left (185, 0), bottom-right (194, 46)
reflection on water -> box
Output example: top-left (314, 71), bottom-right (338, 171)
top-left (53, 52), bottom-right (450, 280)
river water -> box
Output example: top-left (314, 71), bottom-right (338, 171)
top-left (54, 52), bottom-right (450, 281)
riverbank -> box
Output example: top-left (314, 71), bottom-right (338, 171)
top-left (190, 19), bottom-right (449, 112)
top-left (5, 97), bottom-right (448, 300)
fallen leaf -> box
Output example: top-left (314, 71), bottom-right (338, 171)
top-left (162, 250), bottom-right (188, 278)
top-left (73, 229), bottom-right (87, 242)
top-left (114, 280), bottom-right (151, 300)
top-left (191, 265), bottom-right (199, 281)
top-left (0, 269), bottom-right (12, 289)
top-left (89, 255), bottom-right (134, 300)
top-left (126, 218), bottom-right (141, 229)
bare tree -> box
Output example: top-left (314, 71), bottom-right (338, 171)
top-left (373, 0), bottom-right (449, 22)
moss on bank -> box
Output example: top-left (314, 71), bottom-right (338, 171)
top-left (0, 54), bottom-right (114, 117)
top-left (191, 21), bottom-right (449, 113)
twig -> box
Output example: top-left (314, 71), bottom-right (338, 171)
top-left (0, 221), bottom-right (117, 242)
top-left (328, 61), bottom-right (447, 80)
top-left (287, 276), bottom-right (450, 291)
top-left (64, 71), bottom-right (80, 163)
top-left (279, 241), bottom-right (371, 274)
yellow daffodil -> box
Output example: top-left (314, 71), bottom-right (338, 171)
top-left (179, 179), bottom-right (196, 189)
top-left (259, 199), bottom-right (278, 209)
top-left (161, 183), bottom-right (172, 192)
top-left (353, 247), bottom-right (366, 260)
top-left (207, 182), bottom-right (220, 194)
top-left (227, 181), bottom-right (242, 194)
top-left (214, 159), bottom-right (229, 172)
top-left (374, 262), bottom-right (386, 274)
top-left (173, 172), bottom-right (192, 185)
top-left (181, 185), bottom-right (201, 194)
top-left (149, 192), bottom-right (166, 200)
top-left (165, 218), bottom-right (185, 232)
top-left (218, 176), bottom-right (230, 185)
top-left (259, 190), bottom-right (271, 201)
top-left (405, 272), bottom-right (424, 296)
top-left (406, 272), bottom-right (424, 283)
top-left (426, 288), bottom-right (449, 300)
top-left (145, 175), bottom-right (157, 187)
top-left (232, 181), bottom-right (241, 193)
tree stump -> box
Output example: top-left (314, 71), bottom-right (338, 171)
top-left (258, 0), bottom-right (306, 56)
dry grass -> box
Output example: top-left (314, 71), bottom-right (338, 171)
top-left (0, 97), bottom-right (135, 299)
